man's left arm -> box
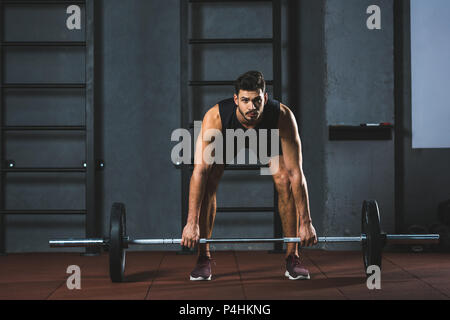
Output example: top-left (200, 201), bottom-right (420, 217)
top-left (278, 104), bottom-right (317, 247)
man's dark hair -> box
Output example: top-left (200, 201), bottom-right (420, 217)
top-left (235, 71), bottom-right (266, 95)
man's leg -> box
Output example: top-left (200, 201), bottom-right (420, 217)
top-left (198, 164), bottom-right (224, 257)
top-left (271, 156), bottom-right (299, 258)
top-left (271, 156), bottom-right (310, 280)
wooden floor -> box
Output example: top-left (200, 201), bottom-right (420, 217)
top-left (0, 250), bottom-right (449, 300)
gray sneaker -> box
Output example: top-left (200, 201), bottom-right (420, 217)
top-left (285, 254), bottom-right (310, 280)
top-left (190, 256), bottom-right (212, 281)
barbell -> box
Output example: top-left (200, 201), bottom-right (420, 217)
top-left (49, 200), bottom-right (440, 282)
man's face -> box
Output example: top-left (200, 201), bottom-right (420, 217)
top-left (234, 89), bottom-right (268, 125)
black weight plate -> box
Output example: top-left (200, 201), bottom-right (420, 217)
top-left (109, 203), bottom-right (127, 282)
top-left (361, 200), bottom-right (382, 274)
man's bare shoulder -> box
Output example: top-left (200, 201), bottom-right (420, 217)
top-left (203, 104), bottom-right (222, 130)
top-left (279, 103), bottom-right (296, 126)
top-left (278, 103), bottom-right (301, 141)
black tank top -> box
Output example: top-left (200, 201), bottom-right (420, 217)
top-left (217, 97), bottom-right (282, 163)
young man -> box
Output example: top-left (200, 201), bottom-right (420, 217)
top-left (181, 71), bottom-right (317, 280)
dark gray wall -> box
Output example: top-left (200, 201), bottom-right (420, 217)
top-left (293, 0), bottom-right (327, 247)
top-left (291, 0), bottom-right (395, 251)
top-left (100, 0), bottom-right (181, 251)
top-left (3, 0), bottom-right (182, 252)
top-left (3, 2), bottom-right (87, 252)
top-left (322, 0), bottom-right (395, 250)
top-left (3, 0), bottom-right (448, 253)
top-left (398, 2), bottom-right (450, 230)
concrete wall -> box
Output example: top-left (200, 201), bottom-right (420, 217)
top-left (293, 0), bottom-right (328, 247)
top-left (322, 0), bottom-right (395, 249)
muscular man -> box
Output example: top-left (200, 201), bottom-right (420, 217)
top-left (181, 71), bottom-right (317, 281)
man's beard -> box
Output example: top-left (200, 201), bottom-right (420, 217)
top-left (238, 107), bottom-right (259, 124)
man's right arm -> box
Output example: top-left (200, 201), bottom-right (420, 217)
top-left (181, 105), bottom-right (221, 248)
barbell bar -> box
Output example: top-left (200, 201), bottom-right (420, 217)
top-left (49, 235), bottom-right (441, 247)
top-left (48, 201), bottom-right (440, 282)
